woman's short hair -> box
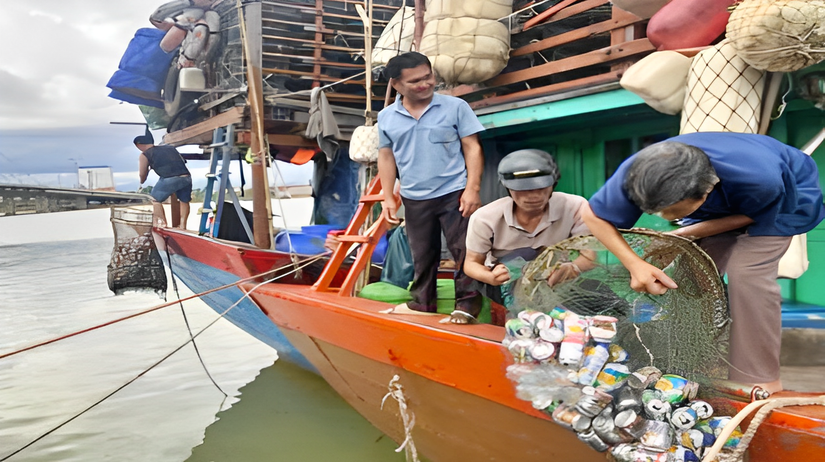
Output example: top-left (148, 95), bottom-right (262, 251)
top-left (385, 52), bottom-right (432, 80)
top-left (623, 141), bottom-right (719, 213)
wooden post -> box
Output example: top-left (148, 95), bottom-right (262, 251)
top-left (414, 0), bottom-right (425, 51)
top-left (243, 0), bottom-right (274, 249)
top-left (170, 193), bottom-right (181, 228)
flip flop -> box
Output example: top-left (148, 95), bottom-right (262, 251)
top-left (439, 310), bottom-right (478, 324)
top-left (380, 303), bottom-right (441, 316)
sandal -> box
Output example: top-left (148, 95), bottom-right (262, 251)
top-left (439, 310), bottom-right (478, 324)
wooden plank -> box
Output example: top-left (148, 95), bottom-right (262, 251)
top-left (468, 71), bottom-right (622, 110)
top-left (512, 16), bottom-right (641, 57)
top-left (549, 0), bottom-right (610, 24)
top-left (487, 38), bottom-right (654, 87)
top-left (162, 106), bottom-right (245, 146)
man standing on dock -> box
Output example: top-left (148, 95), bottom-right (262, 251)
top-left (377, 51), bottom-right (485, 324)
top-left (134, 133), bottom-right (192, 229)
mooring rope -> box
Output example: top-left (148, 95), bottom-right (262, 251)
top-left (0, 253), bottom-right (326, 361)
top-left (701, 394), bottom-right (825, 462)
top-left (163, 238), bottom-right (228, 397)
top-left (381, 375), bottom-right (420, 462)
top-left (0, 253), bottom-right (326, 461)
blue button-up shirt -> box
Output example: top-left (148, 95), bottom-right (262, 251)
top-left (378, 93), bottom-right (485, 200)
top-left (589, 132), bottom-right (825, 236)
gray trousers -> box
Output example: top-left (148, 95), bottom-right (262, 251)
top-left (698, 231), bottom-right (792, 383)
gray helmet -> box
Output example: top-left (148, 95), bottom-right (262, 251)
top-left (497, 149), bottom-right (560, 191)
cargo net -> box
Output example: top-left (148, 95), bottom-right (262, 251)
top-left (726, 0), bottom-right (825, 73)
top-left (107, 207), bottom-right (167, 297)
top-left (680, 40), bottom-right (765, 135)
top-left (506, 229), bottom-right (730, 381)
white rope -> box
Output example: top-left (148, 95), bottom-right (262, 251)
top-left (381, 374), bottom-right (421, 462)
top-left (701, 394), bottom-right (825, 462)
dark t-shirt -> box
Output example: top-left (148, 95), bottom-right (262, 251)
top-left (589, 132), bottom-right (825, 236)
top-left (144, 145), bottom-right (189, 178)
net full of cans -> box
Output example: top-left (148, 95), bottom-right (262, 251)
top-left (503, 308), bottom-right (743, 462)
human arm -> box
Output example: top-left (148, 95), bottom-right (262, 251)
top-left (139, 153), bottom-right (150, 184)
top-left (464, 250), bottom-right (510, 286)
top-left (581, 202), bottom-right (677, 294)
top-left (378, 146), bottom-right (400, 224)
top-left (669, 215), bottom-right (755, 240)
top-left (459, 133), bottom-right (484, 217)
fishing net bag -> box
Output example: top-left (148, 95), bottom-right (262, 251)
top-left (107, 207), bottom-right (167, 297)
top-left (726, 0), bottom-right (825, 72)
top-left (419, 0), bottom-right (512, 85)
top-left (508, 230), bottom-right (730, 380)
top-left (680, 40), bottom-right (766, 135)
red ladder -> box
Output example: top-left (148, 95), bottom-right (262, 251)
top-left (312, 175), bottom-right (397, 296)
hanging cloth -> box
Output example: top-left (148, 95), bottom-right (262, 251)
top-left (305, 87), bottom-right (341, 162)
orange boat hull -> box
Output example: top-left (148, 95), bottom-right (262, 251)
top-left (245, 283), bottom-right (825, 461)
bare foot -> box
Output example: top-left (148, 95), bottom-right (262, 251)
top-left (380, 303), bottom-right (441, 316)
top-left (438, 310), bottom-right (478, 324)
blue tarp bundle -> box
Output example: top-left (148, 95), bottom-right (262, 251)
top-left (107, 28), bottom-right (177, 108)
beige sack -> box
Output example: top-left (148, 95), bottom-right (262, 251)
top-left (727, 0), bottom-right (825, 72)
top-left (680, 41), bottom-right (766, 134)
top-left (420, 0), bottom-right (512, 85)
top-left (620, 50), bottom-right (691, 115)
top-left (778, 234), bottom-right (809, 279)
top-left (612, 0), bottom-right (673, 19)
top-left (372, 6), bottom-right (415, 66)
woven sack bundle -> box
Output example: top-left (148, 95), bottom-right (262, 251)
top-left (420, 0), bottom-right (512, 85)
top-left (680, 41), bottom-right (766, 134)
top-left (727, 0), bottom-right (825, 72)
top-left (372, 6), bottom-right (415, 66)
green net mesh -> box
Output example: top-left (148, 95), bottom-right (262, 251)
top-left (506, 229), bottom-right (730, 381)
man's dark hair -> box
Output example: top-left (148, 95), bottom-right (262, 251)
top-left (624, 141), bottom-right (719, 213)
top-left (133, 134), bottom-right (154, 145)
top-left (384, 52), bottom-right (432, 80)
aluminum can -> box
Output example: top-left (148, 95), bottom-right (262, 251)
top-left (615, 384), bottom-right (643, 412)
top-left (689, 400), bottom-right (713, 420)
top-left (670, 406), bottom-right (698, 430)
top-left (614, 409), bottom-right (648, 439)
top-left (578, 429), bottom-right (610, 452)
top-left (575, 387), bottom-right (613, 417)
top-left (593, 406), bottom-right (633, 445)
top-left (638, 420), bottom-right (674, 452)
top-left (609, 444), bottom-right (673, 462)
top-left (644, 398), bottom-right (671, 421)
top-left (552, 404), bottom-right (590, 432)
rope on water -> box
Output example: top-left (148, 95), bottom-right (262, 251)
top-left (0, 253), bottom-right (326, 361)
top-left (0, 255), bottom-right (324, 461)
top-left (702, 394), bottom-right (825, 462)
top-left (163, 237), bottom-right (228, 397)
top-left (381, 375), bottom-right (420, 462)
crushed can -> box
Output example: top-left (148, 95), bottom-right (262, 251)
top-left (614, 409), bottom-right (649, 439)
top-left (558, 311), bottom-right (588, 366)
top-left (595, 363), bottom-right (630, 391)
top-left (670, 406), bottom-right (699, 431)
top-left (588, 315), bottom-right (618, 342)
top-left (608, 344), bottom-right (630, 363)
top-left (609, 443), bottom-right (674, 462)
top-left (506, 318), bottom-right (534, 341)
top-left (528, 340), bottom-right (555, 362)
top-left (577, 342), bottom-right (610, 386)
top-left (575, 387), bottom-right (613, 417)
top-left (644, 397), bottom-right (672, 421)
top-left (615, 384), bottom-right (644, 412)
top-left (593, 406), bottom-right (633, 445)
top-left (578, 429), bottom-right (610, 452)
top-left (552, 403), bottom-right (591, 432)
top-left (638, 420), bottom-right (674, 452)
top-left (689, 400), bottom-right (713, 420)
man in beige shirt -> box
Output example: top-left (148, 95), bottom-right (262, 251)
top-left (462, 149), bottom-right (592, 323)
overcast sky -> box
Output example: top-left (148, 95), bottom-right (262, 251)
top-left (0, 1), bottom-right (311, 191)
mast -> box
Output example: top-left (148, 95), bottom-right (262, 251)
top-left (242, 0), bottom-right (274, 249)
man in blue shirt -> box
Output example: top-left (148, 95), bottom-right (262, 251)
top-left (377, 52), bottom-right (485, 323)
top-left (582, 132), bottom-right (825, 394)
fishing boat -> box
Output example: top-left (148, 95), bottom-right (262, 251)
top-left (112, 0), bottom-right (825, 460)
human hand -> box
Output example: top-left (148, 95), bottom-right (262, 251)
top-left (382, 197), bottom-right (400, 224)
top-left (459, 189), bottom-right (481, 218)
top-left (324, 232), bottom-right (341, 252)
top-left (627, 260), bottom-right (678, 295)
top-left (547, 261), bottom-right (582, 287)
top-left (488, 263), bottom-right (511, 286)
